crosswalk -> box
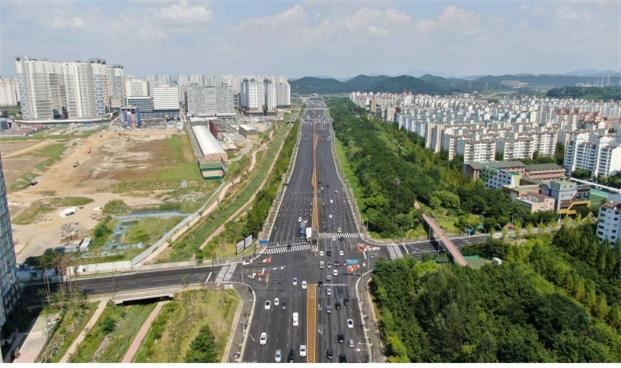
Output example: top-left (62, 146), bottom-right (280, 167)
top-left (214, 263), bottom-right (238, 283)
top-left (317, 232), bottom-right (359, 239)
top-left (264, 243), bottom-right (311, 254)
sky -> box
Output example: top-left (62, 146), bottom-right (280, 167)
top-left (1, 0), bottom-right (620, 79)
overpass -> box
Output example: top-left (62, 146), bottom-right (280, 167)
top-left (415, 201), bottom-right (468, 267)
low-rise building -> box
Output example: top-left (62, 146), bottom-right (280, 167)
top-left (481, 166), bottom-right (521, 189)
top-left (463, 161), bottom-right (526, 181)
top-left (239, 124), bottom-right (258, 138)
top-left (523, 163), bottom-right (566, 182)
top-left (516, 193), bottom-right (555, 213)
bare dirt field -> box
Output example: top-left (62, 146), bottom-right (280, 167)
top-left (2, 126), bottom-right (214, 263)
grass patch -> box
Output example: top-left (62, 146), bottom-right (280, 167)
top-left (38, 298), bottom-right (98, 362)
top-left (12, 196), bottom-right (94, 225)
top-left (123, 217), bottom-right (182, 245)
top-left (108, 133), bottom-right (208, 193)
top-left (102, 199), bottom-right (129, 215)
top-left (8, 142), bottom-right (67, 192)
top-left (133, 289), bottom-right (239, 363)
top-left (161, 124), bottom-right (292, 262)
top-left (90, 216), bottom-right (116, 250)
top-left (70, 302), bottom-right (156, 362)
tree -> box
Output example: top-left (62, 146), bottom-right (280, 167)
top-left (185, 324), bottom-right (219, 362)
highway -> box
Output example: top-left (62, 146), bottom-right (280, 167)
top-left (25, 97), bottom-right (490, 364)
top-left (243, 99), bottom-right (370, 363)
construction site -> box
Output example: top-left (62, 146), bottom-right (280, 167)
top-left (0, 122), bottom-right (232, 263)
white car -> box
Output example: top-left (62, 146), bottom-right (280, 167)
top-left (299, 345), bottom-right (307, 357)
top-left (329, 214), bottom-right (333, 219)
top-left (339, 250), bottom-right (344, 256)
top-left (260, 332), bottom-right (267, 345)
top-left (329, 199), bottom-right (334, 204)
top-left (293, 278), bottom-right (298, 286)
top-left (298, 216), bottom-right (302, 222)
top-left (327, 288), bottom-right (332, 296)
top-left (302, 281), bottom-right (307, 289)
top-left (332, 237), bottom-right (337, 242)
top-left (265, 300), bottom-right (271, 310)
top-left (275, 349), bottom-right (282, 362)
top-left (333, 269), bottom-right (338, 276)
top-left (319, 250), bottom-right (324, 257)
top-left (274, 298), bottom-right (279, 306)
top-left (347, 319), bottom-right (354, 328)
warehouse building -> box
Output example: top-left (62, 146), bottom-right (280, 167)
top-left (191, 125), bottom-right (226, 180)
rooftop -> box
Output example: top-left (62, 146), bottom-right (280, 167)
top-left (525, 163), bottom-right (564, 171)
top-left (467, 160), bottom-right (526, 170)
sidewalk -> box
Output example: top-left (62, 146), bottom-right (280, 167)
top-left (13, 313), bottom-right (49, 362)
top-left (225, 285), bottom-right (255, 362)
top-left (59, 299), bottom-right (108, 363)
top-left (121, 301), bottom-right (168, 362)
top-left (357, 272), bottom-right (386, 363)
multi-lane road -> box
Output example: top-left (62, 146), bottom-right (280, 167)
top-left (32, 97), bottom-right (488, 364)
top-left (243, 98), bottom-right (371, 363)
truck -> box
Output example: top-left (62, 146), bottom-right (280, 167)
top-left (305, 227), bottom-right (312, 241)
top-left (292, 312), bottom-right (299, 327)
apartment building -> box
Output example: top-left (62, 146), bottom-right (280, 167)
top-left (16, 56), bottom-right (122, 120)
top-left (597, 201), bottom-right (621, 242)
top-left (0, 77), bottom-right (18, 107)
top-left (457, 139), bottom-right (496, 163)
top-left (125, 77), bottom-right (149, 97)
top-left (0, 154), bottom-right (19, 331)
top-left (564, 133), bottom-right (621, 177)
top-left (152, 86), bottom-right (179, 111)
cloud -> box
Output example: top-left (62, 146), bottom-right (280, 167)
top-left (50, 16), bottom-right (87, 30)
top-left (344, 7), bottom-right (411, 37)
top-left (155, 0), bottom-right (213, 26)
top-left (415, 5), bottom-right (480, 36)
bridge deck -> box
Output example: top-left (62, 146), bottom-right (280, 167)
top-left (421, 213), bottom-right (468, 267)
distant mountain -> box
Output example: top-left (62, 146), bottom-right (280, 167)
top-left (546, 86), bottom-right (621, 101)
top-left (290, 77), bottom-right (351, 94)
top-left (346, 75), bottom-right (390, 91)
top-left (369, 75), bottom-right (442, 94)
top-left (564, 69), bottom-right (621, 78)
top-left (473, 74), bottom-right (621, 89)
top-left (290, 73), bottom-right (621, 95)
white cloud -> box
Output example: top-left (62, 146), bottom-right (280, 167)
top-left (415, 5), bottom-right (480, 36)
top-left (50, 16), bottom-right (87, 30)
top-left (155, 0), bottom-right (213, 26)
top-left (344, 7), bottom-right (411, 37)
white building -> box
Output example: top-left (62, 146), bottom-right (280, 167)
top-left (275, 76), bottom-right (291, 107)
top-left (125, 77), bottom-right (149, 97)
top-left (216, 84), bottom-right (235, 116)
top-left (108, 65), bottom-right (125, 108)
top-left (597, 201), bottom-right (621, 242)
top-left (264, 78), bottom-right (277, 113)
top-left (241, 78), bottom-right (265, 113)
top-left (457, 139), bottom-right (496, 163)
top-left (0, 154), bottom-right (19, 330)
top-left (187, 85), bottom-right (216, 116)
top-left (0, 77), bottom-right (18, 107)
top-left (146, 74), bottom-right (171, 88)
top-left (16, 56), bottom-right (122, 120)
top-left (564, 133), bottom-right (621, 177)
top-left (481, 166), bottom-right (522, 189)
top-left (152, 86), bottom-right (179, 111)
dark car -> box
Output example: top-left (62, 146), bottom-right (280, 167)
top-left (326, 250), bottom-right (332, 256)
top-left (335, 302), bottom-right (341, 310)
top-left (288, 349), bottom-right (295, 362)
top-left (343, 260), bottom-right (348, 266)
top-left (343, 298), bottom-right (350, 307)
top-left (339, 236), bottom-right (344, 241)
top-left (318, 281), bottom-right (323, 287)
top-left (337, 334), bottom-right (345, 344)
top-left (339, 353), bottom-right (347, 363)
top-left (326, 350), bottom-right (334, 360)
top-left (281, 301), bottom-right (287, 310)
top-left (334, 260), bottom-right (340, 266)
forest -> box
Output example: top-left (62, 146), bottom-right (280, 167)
top-left (328, 98), bottom-right (558, 237)
top-left (371, 225), bottom-right (621, 362)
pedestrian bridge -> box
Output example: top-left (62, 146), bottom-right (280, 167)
top-left (420, 213), bottom-right (468, 267)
